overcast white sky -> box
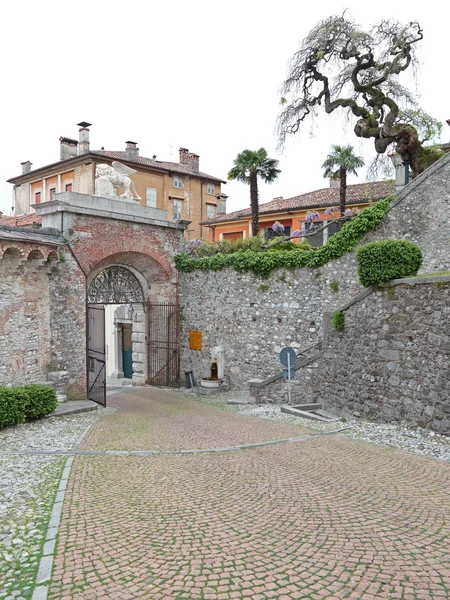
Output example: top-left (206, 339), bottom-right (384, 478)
top-left (0, 0), bottom-right (448, 216)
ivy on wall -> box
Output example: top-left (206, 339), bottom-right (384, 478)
top-left (175, 197), bottom-right (393, 277)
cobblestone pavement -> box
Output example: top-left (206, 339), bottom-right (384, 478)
top-left (46, 388), bottom-right (450, 600)
top-left (79, 388), bottom-right (312, 451)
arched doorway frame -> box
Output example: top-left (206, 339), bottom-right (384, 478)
top-left (87, 264), bottom-right (146, 406)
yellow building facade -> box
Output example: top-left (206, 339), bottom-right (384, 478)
top-left (7, 124), bottom-right (226, 240)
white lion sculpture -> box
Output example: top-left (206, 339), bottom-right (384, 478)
top-left (95, 161), bottom-right (141, 200)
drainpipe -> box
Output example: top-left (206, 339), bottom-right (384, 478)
top-left (200, 180), bottom-right (205, 239)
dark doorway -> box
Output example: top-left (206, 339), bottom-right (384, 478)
top-left (122, 324), bottom-right (133, 379)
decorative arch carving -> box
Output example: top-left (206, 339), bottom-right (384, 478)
top-left (88, 266), bottom-right (144, 304)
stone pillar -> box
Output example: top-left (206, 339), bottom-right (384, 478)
top-left (57, 174), bottom-right (62, 193)
top-left (132, 309), bottom-right (146, 386)
top-left (42, 179), bottom-right (47, 203)
top-left (111, 324), bottom-right (124, 379)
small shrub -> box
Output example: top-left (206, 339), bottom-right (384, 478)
top-left (356, 240), bottom-right (423, 287)
top-left (332, 311), bottom-right (345, 330)
top-left (0, 387), bottom-right (27, 428)
top-left (22, 384), bottom-right (58, 419)
top-left (330, 280), bottom-right (339, 293)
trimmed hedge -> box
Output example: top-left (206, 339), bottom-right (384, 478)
top-left (0, 384), bottom-right (57, 429)
top-left (0, 388), bottom-right (27, 428)
top-left (356, 240), bottom-right (423, 287)
top-left (175, 197), bottom-right (393, 277)
top-left (23, 384), bottom-right (58, 419)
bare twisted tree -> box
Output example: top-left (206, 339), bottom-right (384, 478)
top-left (277, 14), bottom-right (435, 177)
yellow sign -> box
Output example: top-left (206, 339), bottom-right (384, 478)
top-left (189, 330), bottom-right (202, 351)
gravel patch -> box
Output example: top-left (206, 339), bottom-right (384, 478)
top-left (170, 388), bottom-right (450, 462)
top-left (0, 405), bottom-right (115, 598)
top-left (0, 455), bottom-right (64, 599)
top-left (0, 406), bottom-right (115, 453)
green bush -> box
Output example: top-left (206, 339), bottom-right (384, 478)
top-left (356, 240), bottom-right (423, 287)
top-left (0, 387), bottom-right (27, 428)
top-left (175, 197), bottom-right (393, 276)
top-left (0, 384), bottom-right (58, 429)
top-left (23, 384), bottom-right (58, 419)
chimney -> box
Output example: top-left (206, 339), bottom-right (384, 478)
top-left (77, 121), bottom-right (91, 154)
top-left (329, 178), bottom-right (340, 188)
top-left (187, 152), bottom-right (199, 172)
top-left (216, 193), bottom-right (228, 216)
top-left (59, 136), bottom-right (78, 160)
top-left (21, 161), bottom-right (32, 175)
top-left (179, 147), bottom-right (189, 164)
top-left (125, 141), bottom-right (139, 161)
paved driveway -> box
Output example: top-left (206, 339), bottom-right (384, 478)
top-left (48, 388), bottom-right (450, 600)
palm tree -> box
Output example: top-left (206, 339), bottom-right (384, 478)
top-left (228, 148), bottom-right (281, 237)
top-left (322, 145), bottom-right (365, 216)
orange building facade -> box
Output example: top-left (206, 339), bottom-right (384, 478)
top-left (6, 123), bottom-right (226, 240)
top-left (201, 181), bottom-right (395, 247)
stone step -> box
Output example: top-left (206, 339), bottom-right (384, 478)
top-left (281, 405), bottom-right (338, 422)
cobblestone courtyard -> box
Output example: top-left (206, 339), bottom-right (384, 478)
top-left (42, 388), bottom-right (450, 600)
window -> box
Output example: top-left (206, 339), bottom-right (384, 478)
top-left (222, 231), bottom-right (243, 240)
top-left (35, 192), bottom-right (41, 204)
top-left (207, 183), bottom-right (215, 195)
top-left (146, 187), bottom-right (157, 208)
top-left (173, 199), bottom-right (182, 220)
top-left (206, 204), bottom-right (215, 220)
top-left (65, 183), bottom-right (73, 192)
top-left (49, 188), bottom-right (56, 201)
top-left (265, 226), bottom-right (291, 241)
top-left (304, 221), bottom-right (323, 247)
top-left (326, 220), bottom-right (342, 240)
top-left (173, 176), bottom-right (183, 189)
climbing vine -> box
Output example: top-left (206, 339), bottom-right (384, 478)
top-left (175, 197), bottom-right (392, 277)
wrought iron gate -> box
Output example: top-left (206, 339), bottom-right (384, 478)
top-left (147, 302), bottom-right (180, 387)
top-left (87, 304), bottom-right (106, 406)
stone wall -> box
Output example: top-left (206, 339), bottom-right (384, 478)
top-left (179, 153), bottom-right (450, 389)
top-left (313, 278), bottom-right (450, 433)
top-left (180, 266), bottom-right (357, 388)
top-left (0, 259), bottom-right (52, 386)
top-left (48, 251), bottom-right (87, 397)
top-left (0, 243), bottom-right (87, 397)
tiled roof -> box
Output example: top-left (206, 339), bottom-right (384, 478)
top-left (8, 151), bottom-right (226, 184)
top-left (0, 213), bottom-right (43, 227)
top-left (93, 151), bottom-right (226, 183)
top-left (201, 181), bottom-right (395, 224)
top-left (0, 227), bottom-right (63, 245)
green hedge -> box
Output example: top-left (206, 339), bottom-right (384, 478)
top-left (356, 240), bottom-right (423, 287)
top-left (175, 197), bottom-right (392, 277)
top-left (0, 384), bottom-right (57, 429)
top-left (23, 384), bottom-right (58, 419)
top-left (0, 388), bottom-right (27, 428)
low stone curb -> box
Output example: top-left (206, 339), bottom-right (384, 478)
top-left (31, 455), bottom-right (74, 600)
top-left (1, 427), bottom-right (353, 459)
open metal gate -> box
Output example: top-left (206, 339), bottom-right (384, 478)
top-left (87, 304), bottom-right (106, 406)
top-left (147, 302), bottom-right (180, 387)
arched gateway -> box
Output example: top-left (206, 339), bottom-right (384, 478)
top-left (30, 189), bottom-right (186, 406)
top-left (87, 262), bottom-right (180, 406)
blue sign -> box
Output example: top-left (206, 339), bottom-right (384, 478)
top-left (282, 368), bottom-right (295, 380)
top-left (279, 347), bottom-right (296, 367)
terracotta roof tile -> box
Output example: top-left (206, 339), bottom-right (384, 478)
top-left (0, 213), bottom-right (42, 227)
top-left (93, 151), bottom-right (226, 183)
top-left (202, 181), bottom-right (395, 225)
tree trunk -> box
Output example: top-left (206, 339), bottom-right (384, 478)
top-left (339, 167), bottom-right (347, 216)
top-left (249, 171), bottom-right (259, 237)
